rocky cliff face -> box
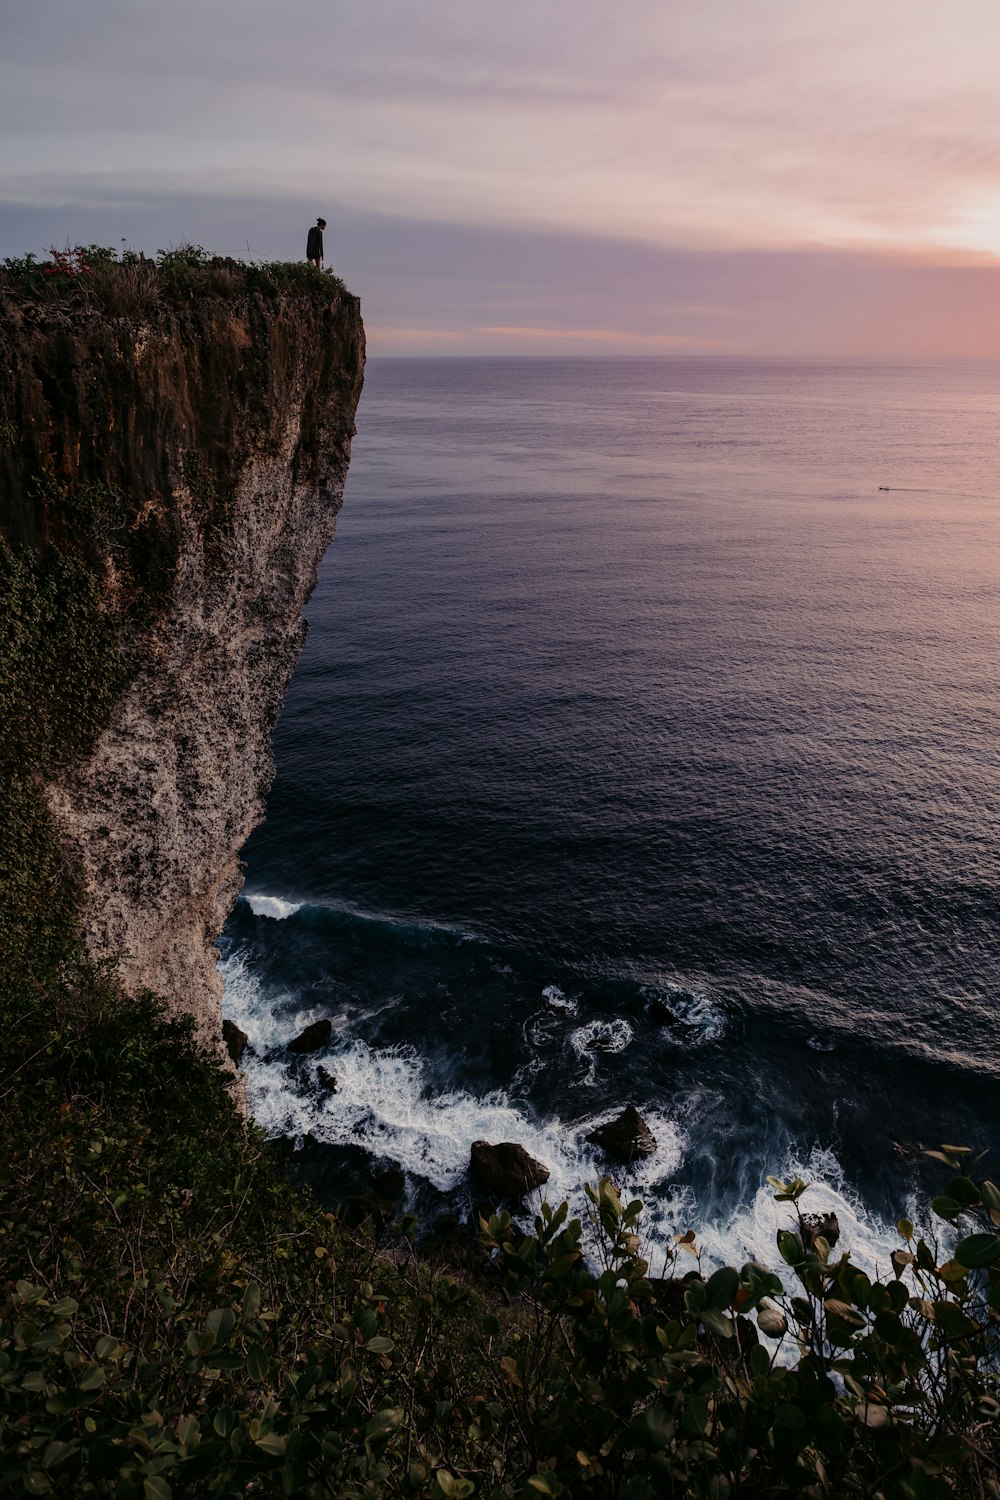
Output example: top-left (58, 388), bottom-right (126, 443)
top-left (0, 268), bottom-right (364, 1052)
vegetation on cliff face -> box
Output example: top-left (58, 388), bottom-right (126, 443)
top-left (1, 256), bottom-right (999, 1498)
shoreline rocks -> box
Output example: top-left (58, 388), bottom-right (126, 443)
top-left (470, 1140), bottom-right (550, 1200)
top-left (800, 1212), bottom-right (840, 1250)
top-left (222, 1019), bottom-right (248, 1067)
top-left (586, 1105), bottom-right (656, 1163)
top-left (288, 1018), bottom-right (333, 1054)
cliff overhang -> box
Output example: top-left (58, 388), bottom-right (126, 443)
top-left (0, 259), bottom-right (365, 1053)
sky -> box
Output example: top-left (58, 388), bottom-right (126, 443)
top-left (3, 0), bottom-right (1000, 355)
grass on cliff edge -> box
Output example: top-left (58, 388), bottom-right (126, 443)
top-left (0, 243), bottom-right (347, 316)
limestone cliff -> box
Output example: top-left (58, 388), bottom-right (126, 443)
top-left (0, 264), bottom-right (364, 1051)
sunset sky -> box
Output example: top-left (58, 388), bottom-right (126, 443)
top-left (4, 0), bottom-right (1000, 355)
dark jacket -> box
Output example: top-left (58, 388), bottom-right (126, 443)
top-left (306, 225), bottom-right (324, 261)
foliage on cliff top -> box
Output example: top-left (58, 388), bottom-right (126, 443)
top-left (0, 243), bottom-right (349, 316)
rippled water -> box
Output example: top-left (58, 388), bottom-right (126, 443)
top-left (221, 357), bottom-right (1000, 1274)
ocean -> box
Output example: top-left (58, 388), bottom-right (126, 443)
top-left (220, 356), bottom-right (1000, 1278)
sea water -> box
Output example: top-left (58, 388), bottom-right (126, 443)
top-left (220, 357), bottom-right (1000, 1279)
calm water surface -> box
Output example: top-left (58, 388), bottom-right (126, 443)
top-left (221, 358), bottom-right (1000, 1272)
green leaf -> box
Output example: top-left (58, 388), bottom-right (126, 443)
top-left (775, 1403), bottom-right (805, 1430)
top-left (24, 1474), bottom-right (53, 1495)
top-left (365, 1336), bottom-right (395, 1354)
top-left (435, 1470), bottom-right (475, 1497)
top-left (143, 1479), bottom-right (173, 1500)
top-left (931, 1196), bottom-right (962, 1221)
top-left (206, 1308), bottom-right (236, 1343)
top-left (175, 1415), bottom-right (199, 1448)
top-left (365, 1407), bottom-right (404, 1443)
top-left (954, 1233), bottom-right (1000, 1269)
top-left (246, 1344), bottom-right (269, 1382)
top-left (254, 1434), bottom-right (286, 1457)
top-left (757, 1303), bottom-right (787, 1338)
top-left (49, 1298), bottom-right (78, 1319)
top-left (629, 1406), bottom-right (672, 1450)
top-left (890, 1250), bottom-right (914, 1279)
top-left (933, 1301), bottom-right (978, 1339)
top-left (705, 1266), bottom-right (740, 1309)
top-left (41, 1441), bottom-right (77, 1470)
top-left (777, 1231), bottom-right (804, 1266)
top-left (824, 1299), bottom-right (865, 1329)
top-left (242, 1282), bottom-right (261, 1320)
top-left (45, 1391), bottom-right (96, 1414)
top-left (980, 1181), bottom-right (1000, 1212)
top-left (700, 1308), bottom-right (734, 1339)
top-left (947, 1177), bottom-right (981, 1207)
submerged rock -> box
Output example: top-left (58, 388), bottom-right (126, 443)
top-left (646, 998), bottom-right (677, 1026)
top-left (315, 1065), bottom-right (339, 1092)
top-left (287, 1018), bottom-right (333, 1055)
top-left (470, 1140), bottom-right (550, 1200)
top-left (222, 1019), bottom-right (248, 1067)
top-left (800, 1212), bottom-right (840, 1250)
top-left (586, 1105), bottom-right (656, 1163)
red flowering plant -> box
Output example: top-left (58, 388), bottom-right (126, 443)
top-left (42, 245), bottom-right (93, 279)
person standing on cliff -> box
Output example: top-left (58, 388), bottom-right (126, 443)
top-left (306, 218), bottom-right (326, 268)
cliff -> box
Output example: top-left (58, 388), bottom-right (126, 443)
top-left (0, 259), bottom-right (364, 1052)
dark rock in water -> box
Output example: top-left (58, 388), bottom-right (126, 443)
top-left (222, 1019), bottom-right (248, 1066)
top-left (370, 1163), bottom-right (406, 1201)
top-left (288, 1018), bottom-right (333, 1054)
top-left (800, 1212), bottom-right (840, 1250)
top-left (586, 1105), bottom-right (656, 1163)
top-left (470, 1140), bottom-right (550, 1200)
top-left (315, 1065), bottom-right (338, 1093)
top-left (646, 998), bottom-right (677, 1026)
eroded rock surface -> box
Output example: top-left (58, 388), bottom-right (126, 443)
top-left (470, 1140), bottom-right (550, 1200)
top-left (288, 1019), bottom-right (334, 1055)
top-left (222, 1019), bottom-right (249, 1066)
top-left (800, 1212), bottom-right (841, 1250)
top-left (586, 1105), bottom-right (657, 1163)
top-left (1, 276), bottom-right (364, 1059)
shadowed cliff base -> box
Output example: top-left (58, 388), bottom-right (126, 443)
top-left (0, 246), bottom-right (365, 1050)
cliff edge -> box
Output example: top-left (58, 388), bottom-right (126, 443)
top-left (0, 258), bottom-right (364, 1051)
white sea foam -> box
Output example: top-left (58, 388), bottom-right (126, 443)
top-left (245, 893), bottom-right (303, 921)
top-left (569, 1018), bottom-right (634, 1084)
top-left (220, 951), bottom-right (346, 1049)
top-left (644, 982), bottom-right (725, 1044)
top-left (221, 954), bottom-right (684, 1214)
top-left (542, 984), bottom-right (578, 1015)
top-left (220, 956), bottom-right (908, 1311)
top-left (692, 1145), bottom-right (905, 1288)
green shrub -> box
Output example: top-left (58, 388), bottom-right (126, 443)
top-left (0, 245), bottom-right (348, 313)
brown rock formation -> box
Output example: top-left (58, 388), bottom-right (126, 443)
top-left (586, 1105), bottom-right (657, 1163)
top-left (0, 268), bottom-right (364, 1057)
top-left (470, 1140), bottom-right (550, 1200)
